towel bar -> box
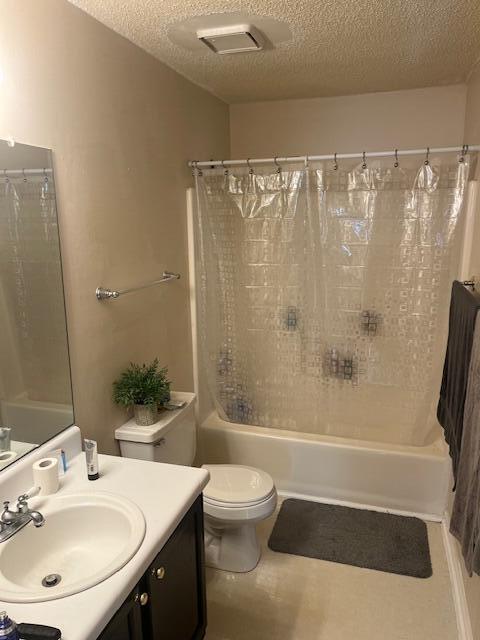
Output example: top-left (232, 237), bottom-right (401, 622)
top-left (96, 271), bottom-right (180, 300)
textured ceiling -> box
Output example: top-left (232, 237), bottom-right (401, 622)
top-left (69, 0), bottom-right (480, 103)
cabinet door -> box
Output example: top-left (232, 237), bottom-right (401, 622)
top-left (98, 586), bottom-right (144, 640)
top-left (144, 496), bottom-right (206, 640)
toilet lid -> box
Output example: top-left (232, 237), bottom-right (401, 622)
top-left (202, 464), bottom-right (275, 504)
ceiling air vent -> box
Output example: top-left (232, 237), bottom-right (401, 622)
top-left (197, 24), bottom-right (264, 54)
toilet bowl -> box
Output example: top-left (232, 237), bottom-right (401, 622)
top-left (202, 464), bottom-right (277, 572)
top-left (114, 392), bottom-right (277, 573)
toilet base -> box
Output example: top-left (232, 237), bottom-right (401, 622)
top-left (204, 519), bottom-right (261, 573)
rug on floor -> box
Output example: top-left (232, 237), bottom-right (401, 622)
top-left (268, 499), bottom-right (432, 578)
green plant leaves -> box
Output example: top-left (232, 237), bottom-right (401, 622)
top-left (113, 358), bottom-right (171, 407)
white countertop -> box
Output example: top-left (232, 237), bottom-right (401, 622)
top-left (0, 450), bottom-right (209, 640)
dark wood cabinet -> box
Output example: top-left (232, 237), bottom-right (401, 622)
top-left (97, 587), bottom-right (143, 640)
top-left (98, 496), bottom-right (206, 640)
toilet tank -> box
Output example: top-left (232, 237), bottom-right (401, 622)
top-left (114, 392), bottom-right (197, 466)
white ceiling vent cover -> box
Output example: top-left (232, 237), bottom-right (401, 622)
top-left (197, 24), bottom-right (264, 54)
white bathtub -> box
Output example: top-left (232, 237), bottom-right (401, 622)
top-left (198, 412), bottom-right (451, 520)
top-left (1, 397), bottom-right (74, 443)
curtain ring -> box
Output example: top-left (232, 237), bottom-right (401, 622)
top-left (304, 155), bottom-right (309, 170)
top-left (362, 151), bottom-right (367, 169)
top-left (274, 156), bottom-right (282, 174)
top-left (247, 158), bottom-right (254, 175)
top-left (459, 144), bottom-right (469, 163)
top-left (22, 168), bottom-right (27, 183)
top-left (424, 147), bottom-right (430, 166)
top-left (43, 168), bottom-right (49, 183)
top-left (221, 159), bottom-right (229, 176)
top-left (333, 152), bottom-right (338, 171)
top-left (394, 149), bottom-right (399, 168)
top-left (3, 169), bottom-right (9, 183)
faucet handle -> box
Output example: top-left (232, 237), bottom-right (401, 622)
top-left (16, 495), bottom-right (29, 513)
top-left (1, 501), bottom-right (16, 524)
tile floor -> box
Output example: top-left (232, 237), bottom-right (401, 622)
top-left (205, 499), bottom-right (457, 640)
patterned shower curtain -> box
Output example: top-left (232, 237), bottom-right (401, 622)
top-left (194, 157), bottom-right (470, 446)
top-left (0, 175), bottom-right (71, 404)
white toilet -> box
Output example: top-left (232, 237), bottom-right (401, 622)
top-left (201, 464), bottom-right (277, 572)
top-left (115, 392), bottom-right (277, 573)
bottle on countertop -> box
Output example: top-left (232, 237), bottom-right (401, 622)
top-left (84, 439), bottom-right (99, 481)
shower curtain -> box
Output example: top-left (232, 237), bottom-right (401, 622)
top-left (0, 175), bottom-right (70, 404)
top-left (194, 157), bottom-right (470, 446)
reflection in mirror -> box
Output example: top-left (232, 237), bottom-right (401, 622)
top-left (0, 139), bottom-right (73, 470)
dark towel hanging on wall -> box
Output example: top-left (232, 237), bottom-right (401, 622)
top-left (437, 280), bottom-right (480, 482)
top-left (450, 317), bottom-right (480, 575)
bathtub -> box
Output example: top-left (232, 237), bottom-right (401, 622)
top-left (1, 397), bottom-right (74, 444)
top-left (198, 411), bottom-right (450, 520)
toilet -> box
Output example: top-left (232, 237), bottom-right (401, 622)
top-left (114, 392), bottom-right (277, 573)
top-left (202, 464), bottom-right (277, 572)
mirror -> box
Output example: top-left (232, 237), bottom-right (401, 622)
top-left (0, 139), bottom-right (73, 470)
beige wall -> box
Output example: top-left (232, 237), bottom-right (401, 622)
top-left (0, 0), bottom-right (229, 454)
top-left (465, 62), bottom-right (480, 280)
top-left (465, 64), bottom-right (480, 157)
top-left (230, 85), bottom-right (467, 158)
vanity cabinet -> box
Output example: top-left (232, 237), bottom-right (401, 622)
top-left (98, 496), bottom-right (206, 640)
top-left (97, 586), bottom-right (143, 640)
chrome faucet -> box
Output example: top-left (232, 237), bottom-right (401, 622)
top-left (0, 494), bottom-right (45, 542)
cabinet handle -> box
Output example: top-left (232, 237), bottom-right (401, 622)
top-left (135, 592), bottom-right (149, 606)
top-left (152, 566), bottom-right (165, 580)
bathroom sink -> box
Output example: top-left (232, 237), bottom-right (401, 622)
top-left (0, 491), bottom-right (146, 602)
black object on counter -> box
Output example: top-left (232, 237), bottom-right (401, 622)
top-left (17, 623), bottom-right (61, 640)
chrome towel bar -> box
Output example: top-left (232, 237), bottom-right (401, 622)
top-left (96, 271), bottom-right (180, 300)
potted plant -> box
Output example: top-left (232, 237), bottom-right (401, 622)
top-left (113, 359), bottom-right (171, 426)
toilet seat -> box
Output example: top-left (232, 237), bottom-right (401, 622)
top-left (204, 488), bottom-right (276, 509)
top-left (202, 464), bottom-right (275, 504)
top-left (203, 490), bottom-right (277, 522)
top-left (201, 464), bottom-right (277, 571)
top-left (202, 464), bottom-right (277, 523)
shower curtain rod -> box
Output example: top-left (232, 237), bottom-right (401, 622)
top-left (188, 145), bottom-right (480, 169)
top-left (2, 168), bottom-right (53, 177)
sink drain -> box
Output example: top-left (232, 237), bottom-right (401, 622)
top-left (42, 573), bottom-right (61, 588)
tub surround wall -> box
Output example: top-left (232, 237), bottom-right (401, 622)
top-left (0, 0), bottom-right (230, 454)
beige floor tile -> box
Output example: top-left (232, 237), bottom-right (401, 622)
top-left (205, 500), bottom-right (457, 640)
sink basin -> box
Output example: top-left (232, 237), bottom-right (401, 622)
top-left (0, 491), bottom-right (146, 602)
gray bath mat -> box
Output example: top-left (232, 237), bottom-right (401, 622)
top-left (268, 499), bottom-right (432, 578)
